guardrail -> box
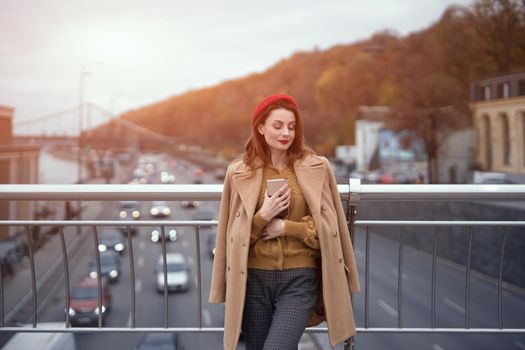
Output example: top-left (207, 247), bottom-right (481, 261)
top-left (1, 181), bottom-right (525, 350)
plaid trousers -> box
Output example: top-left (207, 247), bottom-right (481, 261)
top-left (241, 267), bottom-right (318, 350)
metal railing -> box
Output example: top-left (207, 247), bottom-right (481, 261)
top-left (1, 181), bottom-right (525, 349)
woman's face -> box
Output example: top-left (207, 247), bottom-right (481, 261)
top-left (258, 108), bottom-right (296, 153)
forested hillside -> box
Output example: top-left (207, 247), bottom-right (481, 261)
top-left (119, 0), bottom-right (525, 159)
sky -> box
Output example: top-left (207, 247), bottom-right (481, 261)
top-left (0, 0), bottom-right (474, 133)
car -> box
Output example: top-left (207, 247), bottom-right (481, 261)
top-left (150, 201), bottom-right (171, 217)
top-left (155, 253), bottom-right (189, 292)
top-left (119, 201), bottom-right (141, 220)
top-left (136, 333), bottom-right (179, 350)
top-left (68, 277), bottom-right (111, 326)
top-left (191, 209), bottom-right (216, 222)
top-left (180, 200), bottom-right (199, 209)
top-left (213, 167), bottom-right (227, 180)
top-left (89, 251), bottom-right (121, 283)
top-left (193, 167), bottom-right (204, 184)
top-left (481, 178), bottom-right (516, 184)
top-left (150, 226), bottom-right (178, 243)
top-left (97, 228), bottom-right (126, 254)
top-left (160, 171), bottom-right (176, 184)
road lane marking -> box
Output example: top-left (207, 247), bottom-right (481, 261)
top-left (442, 297), bottom-right (465, 314)
top-left (135, 279), bottom-right (142, 293)
top-left (139, 241), bottom-right (145, 250)
top-left (377, 299), bottom-right (398, 317)
top-left (137, 256), bottom-right (144, 267)
top-left (188, 256), bottom-right (195, 267)
top-left (432, 344), bottom-right (444, 350)
top-left (514, 340), bottom-right (525, 350)
top-left (390, 268), bottom-right (408, 281)
top-left (182, 240), bottom-right (189, 249)
top-left (203, 308), bottom-right (212, 326)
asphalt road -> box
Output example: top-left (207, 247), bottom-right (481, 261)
top-left (2, 154), bottom-right (525, 350)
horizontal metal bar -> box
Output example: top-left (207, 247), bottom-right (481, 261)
top-left (0, 220), bottom-right (218, 227)
top-left (355, 221), bottom-right (525, 226)
top-left (0, 184), bottom-right (226, 201)
top-left (2, 183), bottom-right (525, 202)
top-left (1, 327), bottom-right (524, 334)
top-left (355, 328), bottom-right (525, 334)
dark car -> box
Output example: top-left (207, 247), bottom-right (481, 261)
top-left (119, 201), bottom-right (141, 220)
top-left (89, 251), bottom-right (121, 283)
top-left (98, 229), bottom-right (126, 254)
top-left (191, 209), bottom-right (216, 222)
top-left (68, 277), bottom-right (111, 326)
top-left (136, 333), bottom-right (179, 350)
top-left (118, 201), bottom-right (140, 235)
top-left (180, 200), bottom-right (199, 209)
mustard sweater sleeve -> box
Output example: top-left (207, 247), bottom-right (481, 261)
top-left (283, 215), bottom-right (320, 250)
top-left (249, 211), bottom-right (268, 246)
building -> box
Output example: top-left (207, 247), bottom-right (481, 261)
top-left (0, 105), bottom-right (40, 240)
top-left (470, 71), bottom-right (525, 181)
top-left (355, 106), bottom-right (474, 183)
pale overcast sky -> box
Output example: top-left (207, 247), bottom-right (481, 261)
top-left (0, 0), bottom-right (473, 131)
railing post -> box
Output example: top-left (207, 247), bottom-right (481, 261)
top-left (346, 178), bottom-right (360, 349)
top-left (58, 226), bottom-right (71, 328)
top-left (498, 226), bottom-right (508, 329)
top-left (195, 225), bottom-right (202, 328)
top-left (24, 225), bottom-right (37, 328)
top-left (160, 225), bottom-right (169, 328)
top-left (126, 225), bottom-right (136, 328)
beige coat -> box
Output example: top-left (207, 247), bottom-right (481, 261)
top-left (209, 154), bottom-right (360, 349)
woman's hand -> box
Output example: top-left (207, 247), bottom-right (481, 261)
top-left (258, 184), bottom-right (290, 222)
top-left (262, 218), bottom-right (285, 240)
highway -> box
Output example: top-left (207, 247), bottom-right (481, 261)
top-left (2, 153), bottom-right (524, 349)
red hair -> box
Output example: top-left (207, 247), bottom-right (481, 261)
top-left (243, 99), bottom-right (313, 172)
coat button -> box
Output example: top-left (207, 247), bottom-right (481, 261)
top-left (240, 271), bottom-right (245, 275)
top-left (230, 237), bottom-right (233, 244)
top-left (242, 243), bottom-right (247, 247)
top-left (333, 231), bottom-right (338, 237)
top-left (236, 211), bottom-right (240, 217)
top-left (227, 266), bottom-right (230, 271)
top-left (338, 258), bottom-right (343, 263)
top-left (321, 205), bottom-right (327, 211)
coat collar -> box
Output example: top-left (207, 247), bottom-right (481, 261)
top-left (231, 154), bottom-right (325, 217)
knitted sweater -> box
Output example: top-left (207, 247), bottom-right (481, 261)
top-left (247, 165), bottom-right (320, 270)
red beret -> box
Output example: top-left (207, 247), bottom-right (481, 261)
top-left (251, 94), bottom-right (298, 125)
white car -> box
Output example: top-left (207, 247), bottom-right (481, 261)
top-left (150, 201), bottom-right (171, 217)
top-left (155, 253), bottom-right (189, 292)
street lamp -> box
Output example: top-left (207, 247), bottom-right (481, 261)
top-left (76, 61), bottom-right (101, 230)
top-left (78, 61), bottom-right (102, 185)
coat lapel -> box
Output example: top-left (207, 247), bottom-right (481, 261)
top-left (294, 155), bottom-right (325, 215)
top-left (232, 163), bottom-right (262, 218)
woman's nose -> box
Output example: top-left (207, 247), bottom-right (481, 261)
top-left (282, 127), bottom-right (290, 135)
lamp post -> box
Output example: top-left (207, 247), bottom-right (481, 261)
top-left (78, 61), bottom-right (102, 185)
top-left (76, 62), bottom-right (101, 229)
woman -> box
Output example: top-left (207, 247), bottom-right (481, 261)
top-left (209, 94), bottom-right (360, 350)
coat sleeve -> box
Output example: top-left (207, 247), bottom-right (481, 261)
top-left (324, 158), bottom-right (361, 294)
top-left (208, 163), bottom-right (233, 303)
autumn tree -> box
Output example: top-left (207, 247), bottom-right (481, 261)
top-left (467, 0), bottom-right (525, 74)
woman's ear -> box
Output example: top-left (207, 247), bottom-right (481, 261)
top-left (258, 124), bottom-right (264, 135)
